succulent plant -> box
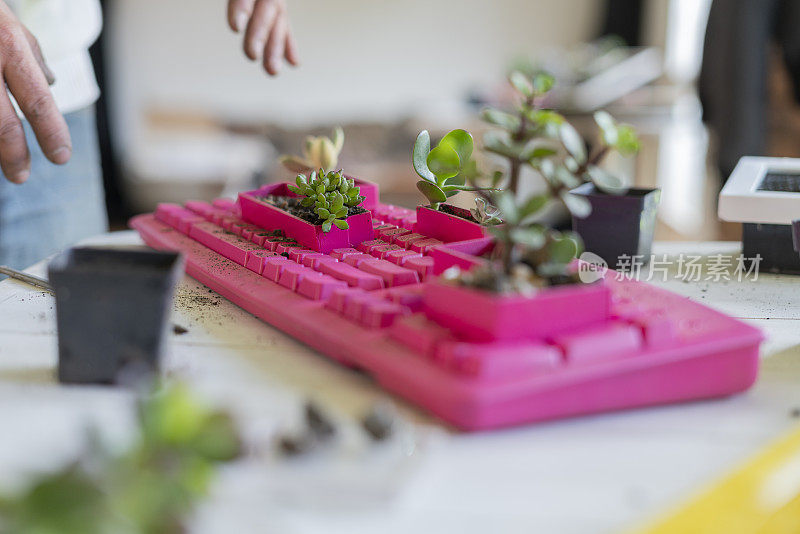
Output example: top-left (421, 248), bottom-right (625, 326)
top-left (288, 169), bottom-right (365, 232)
top-left (412, 129), bottom-right (488, 210)
top-left (280, 126), bottom-right (345, 173)
top-left (414, 69), bottom-right (639, 288)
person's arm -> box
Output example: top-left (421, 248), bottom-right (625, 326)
top-left (227, 0), bottom-right (299, 76)
top-left (0, 2), bottom-right (71, 184)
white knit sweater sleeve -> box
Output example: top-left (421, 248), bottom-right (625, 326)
top-left (9, 0), bottom-right (102, 115)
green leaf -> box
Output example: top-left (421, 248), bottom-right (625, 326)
top-left (288, 185), bottom-right (302, 195)
top-left (519, 194), bottom-right (548, 220)
top-left (322, 220), bottom-right (332, 232)
top-left (439, 129), bottom-right (473, 166)
top-left (417, 180), bottom-right (447, 204)
top-left (333, 219), bottom-right (348, 230)
top-left (427, 144), bottom-right (461, 181)
top-left (587, 165), bottom-right (627, 195)
top-left (559, 123), bottom-right (586, 163)
top-left (481, 108), bottom-right (521, 131)
top-left (413, 130), bottom-right (436, 182)
top-left (335, 208), bottom-right (347, 218)
top-left (316, 208), bottom-right (330, 219)
top-left (296, 175), bottom-right (307, 186)
top-left (511, 227), bottom-right (546, 248)
top-left (549, 237), bottom-right (579, 264)
top-left (521, 144), bottom-right (558, 161)
top-left (509, 70), bottom-right (533, 97)
top-left (483, 131), bottom-right (522, 159)
top-left (331, 126), bottom-right (345, 151)
top-left (561, 190), bottom-right (592, 219)
top-left (532, 72), bottom-right (555, 95)
top-left (594, 110), bottom-right (618, 146)
top-left (494, 191), bottom-right (518, 224)
top-left (615, 125), bottom-right (640, 157)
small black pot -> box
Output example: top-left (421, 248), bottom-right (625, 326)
top-left (48, 248), bottom-right (183, 385)
top-left (743, 222), bottom-right (800, 274)
top-left (570, 183), bottom-right (661, 268)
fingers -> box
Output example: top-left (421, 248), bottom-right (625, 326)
top-left (0, 90), bottom-right (30, 183)
top-left (234, 0), bottom-right (299, 75)
top-left (244, 0), bottom-right (280, 61)
top-left (22, 27), bottom-right (54, 85)
top-left (284, 30), bottom-right (299, 66)
top-left (263, 16), bottom-right (286, 75)
top-left (227, 0), bottom-right (255, 33)
top-left (3, 38), bottom-right (71, 165)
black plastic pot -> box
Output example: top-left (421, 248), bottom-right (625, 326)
top-left (48, 248), bottom-right (183, 385)
top-left (742, 222), bottom-right (800, 274)
top-left (570, 183), bottom-right (661, 268)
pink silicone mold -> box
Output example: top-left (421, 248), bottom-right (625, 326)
top-left (412, 205), bottom-right (488, 243)
top-left (238, 183), bottom-right (374, 254)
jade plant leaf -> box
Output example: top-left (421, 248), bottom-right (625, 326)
top-left (511, 226), bottom-right (546, 248)
top-left (509, 70), bottom-right (533, 97)
top-left (587, 165), bottom-right (627, 195)
top-left (413, 130), bottom-right (436, 182)
top-left (481, 108), bottom-right (521, 132)
top-left (439, 129), bottom-right (473, 166)
top-left (532, 72), bottom-right (555, 95)
top-left (519, 194), bottom-right (549, 220)
top-left (615, 125), bottom-right (641, 157)
top-left (594, 110), bottom-right (618, 146)
top-left (417, 181), bottom-right (447, 204)
top-left (548, 236), bottom-right (579, 264)
top-left (559, 123), bottom-right (586, 164)
top-left (560, 190), bottom-right (592, 219)
top-left (427, 144), bottom-right (461, 181)
top-left (494, 191), bottom-right (518, 224)
top-left (483, 131), bottom-right (521, 159)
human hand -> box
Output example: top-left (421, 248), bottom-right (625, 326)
top-left (0, 2), bottom-right (70, 184)
top-left (227, 0), bottom-right (299, 76)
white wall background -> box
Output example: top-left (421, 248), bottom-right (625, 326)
top-left (106, 0), bottom-right (600, 154)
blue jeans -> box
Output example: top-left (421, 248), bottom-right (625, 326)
top-left (0, 106), bottom-right (108, 270)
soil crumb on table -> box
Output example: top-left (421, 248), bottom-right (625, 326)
top-left (172, 324), bottom-right (189, 335)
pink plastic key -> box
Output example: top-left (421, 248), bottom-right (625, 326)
top-left (288, 248), bottom-right (317, 263)
top-left (393, 232), bottom-right (428, 248)
top-left (404, 256), bottom-right (435, 279)
top-left (276, 242), bottom-right (304, 255)
top-left (410, 238), bottom-right (444, 254)
top-left (437, 341), bottom-right (562, 380)
top-left (189, 222), bottom-right (259, 265)
top-left (384, 249), bottom-right (422, 266)
top-left (302, 254), bottom-right (337, 270)
top-left (370, 244), bottom-right (404, 259)
top-left (325, 287), bottom-right (367, 313)
top-left (262, 257), bottom-right (294, 282)
top-left (330, 248), bottom-right (362, 260)
top-left (357, 239), bottom-right (386, 254)
top-left (297, 274), bottom-right (348, 301)
top-left (554, 322), bottom-right (642, 365)
top-left (388, 314), bottom-right (453, 357)
top-left (362, 301), bottom-right (407, 328)
top-left (278, 263), bottom-right (321, 291)
top-left (245, 250), bottom-right (280, 275)
top-left (377, 227), bottom-right (410, 240)
top-left (358, 259), bottom-right (420, 287)
top-left (342, 253), bottom-right (371, 268)
top-left (343, 293), bottom-right (381, 322)
top-left (319, 260), bottom-right (385, 290)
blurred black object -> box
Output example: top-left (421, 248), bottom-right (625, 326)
top-left (48, 248), bottom-right (182, 384)
top-left (700, 0), bottom-right (800, 179)
top-left (89, 0), bottom-right (130, 228)
top-left (600, 0), bottom-right (645, 47)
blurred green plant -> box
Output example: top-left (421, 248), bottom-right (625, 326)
top-left (288, 169), bottom-right (365, 232)
top-left (0, 383), bottom-right (241, 534)
top-left (280, 127), bottom-right (345, 173)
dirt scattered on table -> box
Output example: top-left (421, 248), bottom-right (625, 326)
top-left (172, 324), bottom-right (189, 335)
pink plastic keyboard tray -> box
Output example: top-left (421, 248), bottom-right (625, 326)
top-left (134, 202), bottom-right (762, 430)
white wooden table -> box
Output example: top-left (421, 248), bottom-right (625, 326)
top-left (1, 232), bottom-right (799, 534)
